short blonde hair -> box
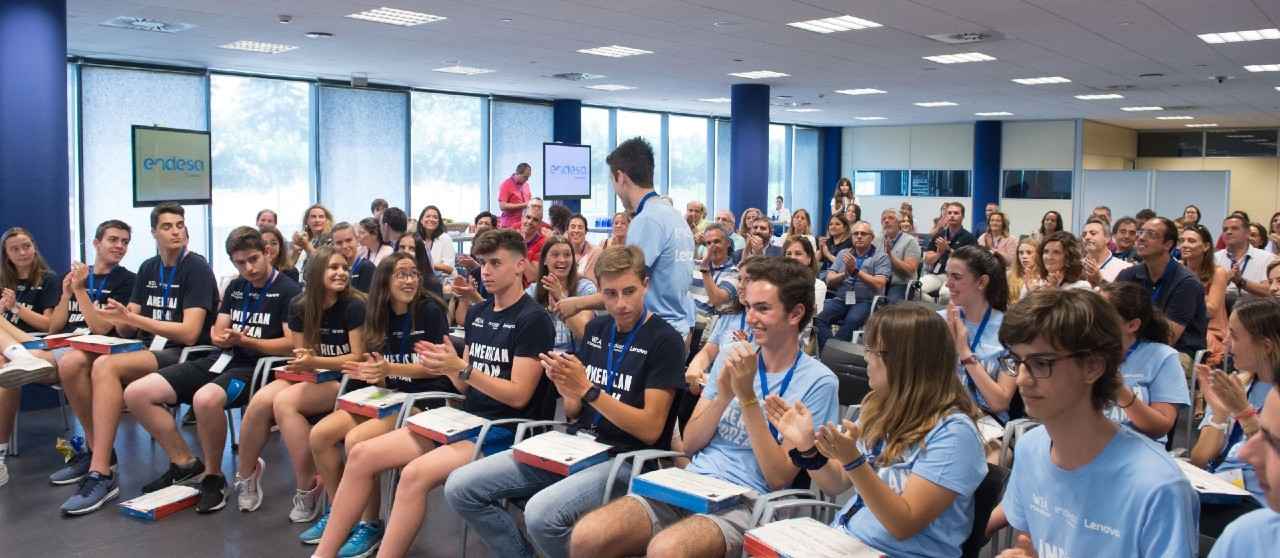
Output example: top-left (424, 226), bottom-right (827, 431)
top-left (593, 245), bottom-right (647, 282)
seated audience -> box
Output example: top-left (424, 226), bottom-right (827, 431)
top-left (942, 247), bottom-right (1015, 431)
top-left (712, 210), bottom-right (744, 255)
top-left (379, 207), bottom-right (410, 252)
top-left (978, 210), bottom-right (1016, 267)
top-left (1007, 236), bottom-right (1040, 303)
top-left (1, 227), bottom-right (60, 334)
top-left (415, 205), bottom-right (456, 279)
top-left (1023, 231), bottom-right (1091, 295)
top-left (1216, 214), bottom-right (1274, 302)
top-left (395, 234), bottom-right (444, 297)
top-left (738, 216), bottom-right (783, 263)
top-left (737, 207), bottom-right (764, 254)
top-left (1116, 216), bottom-right (1208, 359)
top-left (1112, 216), bottom-right (1139, 262)
top-left (880, 209), bottom-right (921, 302)
top-left (816, 214), bottom-right (852, 272)
top-left (1031, 210), bottom-right (1063, 242)
top-left (293, 203), bottom-right (335, 261)
top-left (921, 202), bottom-right (976, 302)
top-left (331, 222), bottom-right (375, 293)
top-left (690, 223), bottom-right (739, 320)
top-left (1183, 224), bottom-right (1229, 363)
top-left (369, 198), bottom-right (388, 220)
top-left (1082, 218), bottom-right (1131, 286)
top-left (527, 236), bottom-right (595, 352)
top-left (1097, 282), bottom-right (1190, 442)
top-left (469, 211), bottom-right (496, 235)
top-left (260, 224), bottom-right (299, 283)
top-left (775, 209), bottom-right (814, 253)
top-left (355, 217), bottom-right (392, 267)
top-left (815, 222), bottom-right (890, 351)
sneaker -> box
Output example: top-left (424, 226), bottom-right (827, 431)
top-left (182, 410), bottom-right (197, 426)
top-left (50, 450), bottom-right (112, 486)
top-left (195, 474), bottom-right (227, 514)
top-left (234, 457), bottom-right (265, 512)
top-left (60, 472), bottom-right (119, 515)
top-left (338, 521), bottom-right (384, 558)
top-left (141, 459), bottom-right (205, 494)
top-left (289, 480), bottom-right (324, 523)
top-left (0, 356), bottom-right (56, 389)
top-left (298, 510), bottom-right (331, 545)
top-left (0, 460), bottom-right (8, 489)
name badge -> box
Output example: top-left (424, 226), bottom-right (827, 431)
top-left (844, 291), bottom-right (857, 305)
top-left (208, 352), bottom-right (233, 375)
top-left (149, 336), bottom-right (168, 352)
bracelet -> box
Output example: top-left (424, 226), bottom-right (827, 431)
top-left (842, 453), bottom-right (868, 472)
top-left (1117, 390), bottom-right (1139, 409)
top-left (788, 447), bottom-right (830, 471)
top-left (1233, 407), bottom-right (1258, 422)
top-left (739, 397), bottom-right (760, 409)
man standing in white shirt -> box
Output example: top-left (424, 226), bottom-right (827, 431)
top-left (1082, 218), bottom-right (1131, 286)
top-left (769, 196), bottom-right (790, 226)
top-left (1215, 215), bottom-right (1273, 301)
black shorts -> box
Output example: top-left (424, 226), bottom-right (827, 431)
top-left (158, 354), bottom-right (254, 408)
top-left (153, 346), bottom-right (185, 369)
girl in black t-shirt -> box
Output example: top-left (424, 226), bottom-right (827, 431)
top-left (234, 246), bottom-right (365, 523)
top-left (1, 227), bottom-right (61, 333)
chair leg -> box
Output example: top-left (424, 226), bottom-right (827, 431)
top-left (226, 409), bottom-right (238, 453)
top-left (8, 411), bottom-right (18, 457)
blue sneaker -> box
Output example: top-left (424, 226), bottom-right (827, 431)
top-left (338, 521), bottom-right (383, 558)
top-left (61, 472), bottom-right (119, 515)
top-left (299, 511), bottom-right (331, 545)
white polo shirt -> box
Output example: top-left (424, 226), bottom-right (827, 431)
top-left (1214, 246), bottom-right (1274, 299)
top-left (1098, 251), bottom-right (1133, 283)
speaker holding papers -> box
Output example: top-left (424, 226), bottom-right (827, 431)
top-left (745, 518), bottom-right (885, 558)
top-left (337, 386), bottom-right (408, 419)
top-left (512, 430), bottom-right (611, 476)
top-left (273, 366), bottom-right (342, 384)
top-left (405, 406), bottom-right (487, 444)
top-left (118, 485), bottom-right (200, 521)
top-left (630, 467), bottom-right (752, 514)
top-left (68, 334), bottom-right (146, 355)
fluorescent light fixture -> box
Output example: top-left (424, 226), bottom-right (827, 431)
top-left (923, 52), bottom-right (996, 64)
top-left (1276, 86), bottom-right (1280, 92)
top-left (729, 70), bottom-right (789, 79)
top-left (1185, 123), bottom-right (1219, 128)
top-left (914, 101), bottom-right (957, 107)
top-left (787, 14), bottom-right (882, 34)
top-left (1198, 28), bottom-right (1280, 44)
top-left (834, 88), bottom-right (886, 96)
top-left (698, 97), bottom-right (731, 103)
top-left (1011, 76), bottom-right (1071, 85)
top-left (1245, 64), bottom-right (1280, 72)
top-left (431, 65), bottom-right (495, 76)
top-left (346, 7), bottom-right (445, 26)
top-left (585, 84), bottom-right (636, 91)
top-left (577, 45), bottom-right (653, 58)
top-left (785, 108), bottom-right (821, 113)
top-left (1121, 106), bottom-right (1164, 111)
top-left (218, 40), bottom-right (297, 54)
top-left (854, 116), bottom-right (887, 120)
top-left (1075, 93), bottom-right (1125, 100)
top-left (1156, 116), bottom-right (1195, 120)
top-left (975, 111), bottom-right (1013, 116)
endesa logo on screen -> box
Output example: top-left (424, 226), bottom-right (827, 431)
top-left (549, 163), bottom-right (589, 179)
top-left (142, 156), bottom-right (205, 178)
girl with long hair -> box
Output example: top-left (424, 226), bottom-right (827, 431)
top-left (356, 217), bottom-right (392, 267)
top-left (1249, 222), bottom-right (1269, 251)
top-left (0, 227), bottom-right (58, 333)
top-left (831, 177), bottom-right (854, 215)
top-left (395, 235), bottom-right (444, 297)
top-left (978, 211), bottom-right (1016, 267)
top-left (780, 208), bottom-right (815, 253)
top-left (738, 207), bottom-right (763, 242)
top-left (1097, 281), bottom-right (1189, 442)
top-left (1181, 224), bottom-right (1228, 363)
top-left (1267, 212), bottom-right (1280, 254)
top-left (527, 236), bottom-right (595, 352)
top-left (943, 247), bottom-right (1015, 431)
top-left (415, 205), bottom-right (456, 278)
top-left (817, 214), bottom-right (853, 271)
top-left (259, 225), bottom-right (298, 283)
top-left (293, 204), bottom-right (335, 260)
top-left (1034, 210), bottom-right (1063, 241)
top-left (1007, 236), bottom-right (1040, 302)
top-left (1025, 231), bottom-right (1089, 295)
top-left (566, 214), bottom-right (598, 284)
top-left (784, 235), bottom-right (826, 352)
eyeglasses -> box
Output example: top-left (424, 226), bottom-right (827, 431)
top-left (1135, 229), bottom-right (1162, 239)
top-left (851, 231), bottom-right (873, 237)
top-left (393, 270), bottom-right (421, 282)
top-left (997, 351), bottom-right (1090, 379)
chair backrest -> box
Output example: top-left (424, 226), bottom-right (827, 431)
top-left (961, 464), bottom-right (1010, 558)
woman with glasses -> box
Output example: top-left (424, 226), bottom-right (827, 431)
top-left (767, 304), bottom-right (987, 557)
top-left (942, 247), bottom-right (1015, 452)
top-left (1097, 281), bottom-right (1190, 442)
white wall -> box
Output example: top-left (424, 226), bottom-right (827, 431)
top-left (1000, 120), bottom-right (1076, 235)
top-left (842, 123), bottom-right (973, 237)
top-left (1001, 199), bottom-right (1071, 238)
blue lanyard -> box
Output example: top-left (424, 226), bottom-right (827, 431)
top-left (634, 191), bottom-right (660, 216)
top-left (237, 271), bottom-right (277, 328)
top-left (1101, 254), bottom-right (1114, 272)
top-left (1123, 340), bottom-right (1144, 362)
top-left (1150, 259), bottom-right (1178, 303)
top-left (1231, 254), bottom-right (1252, 277)
top-left (596, 312), bottom-right (647, 425)
top-left (86, 270), bottom-right (108, 304)
top-left (758, 349), bottom-right (803, 441)
top-left (960, 307), bottom-right (993, 353)
top-left (738, 313), bottom-right (755, 343)
top-left (158, 250), bottom-right (186, 315)
top-left (352, 255), bottom-right (368, 272)
top-left (848, 246), bottom-right (876, 286)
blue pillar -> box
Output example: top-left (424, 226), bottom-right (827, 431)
top-left (818, 127), bottom-right (843, 229)
top-left (972, 120), bottom-right (1002, 232)
top-left (729, 84), bottom-right (769, 218)
top-left (552, 99), bottom-right (583, 213)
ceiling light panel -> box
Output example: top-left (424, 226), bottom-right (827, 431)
top-left (432, 65), bottom-right (495, 76)
top-left (346, 7), bottom-right (446, 26)
top-left (834, 88), bottom-right (886, 96)
top-left (923, 52), bottom-right (996, 64)
top-left (1011, 76), bottom-right (1071, 85)
top-left (577, 45), bottom-right (653, 58)
top-left (787, 15), bottom-right (882, 34)
top-left (854, 116), bottom-right (886, 120)
top-left (1245, 64), bottom-right (1280, 72)
top-left (585, 84), bottom-right (636, 91)
top-left (219, 41), bottom-right (297, 54)
top-left (698, 97), bottom-right (731, 103)
top-left (1156, 116), bottom-right (1195, 120)
top-left (1185, 123), bottom-right (1219, 127)
top-left (1198, 28), bottom-right (1280, 44)
top-left (975, 111), bottom-right (1013, 116)
top-left (1075, 93), bottom-right (1125, 100)
top-left (785, 108), bottom-right (821, 113)
top-left (729, 70), bottom-right (789, 79)
top-left (1121, 106), bottom-right (1163, 111)
top-left (914, 101), bottom-right (957, 107)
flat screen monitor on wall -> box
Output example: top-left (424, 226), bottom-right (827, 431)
top-left (542, 142), bottom-right (591, 200)
top-left (132, 125), bottom-right (212, 207)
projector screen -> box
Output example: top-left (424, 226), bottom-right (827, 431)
top-left (132, 125), bottom-right (212, 207)
top-left (543, 142), bottom-right (591, 200)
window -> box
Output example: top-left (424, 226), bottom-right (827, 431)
top-left (713, 119), bottom-right (732, 215)
top-left (855, 170), bottom-right (909, 196)
top-left (768, 124), bottom-right (788, 206)
top-left (668, 115), bottom-right (709, 214)
top-left (490, 101), bottom-right (554, 211)
top-left (80, 66), bottom-right (210, 272)
top-left (1002, 170), bottom-right (1072, 199)
top-left (580, 107), bottom-right (612, 218)
top-left (318, 87), bottom-right (408, 224)
top-left (791, 127), bottom-right (820, 219)
top-left (1137, 132), bottom-right (1203, 157)
top-left (616, 110), bottom-right (664, 195)
top-left (1205, 130), bottom-right (1278, 157)
top-left (210, 75), bottom-right (312, 274)
top-left (412, 92), bottom-right (484, 223)
top-left (910, 170), bottom-right (971, 197)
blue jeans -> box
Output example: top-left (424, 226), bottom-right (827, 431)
top-left (443, 449), bottom-right (630, 558)
top-left (814, 296), bottom-right (872, 350)
top-left (884, 283), bottom-right (908, 303)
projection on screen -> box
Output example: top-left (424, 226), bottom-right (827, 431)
top-left (543, 142), bottom-right (591, 200)
top-left (131, 125), bottom-right (212, 207)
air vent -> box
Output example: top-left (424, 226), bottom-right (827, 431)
top-left (926, 31), bottom-right (999, 44)
top-left (100, 16), bottom-right (195, 33)
top-left (549, 72), bottom-right (606, 81)
top-left (1105, 84), bottom-right (1136, 91)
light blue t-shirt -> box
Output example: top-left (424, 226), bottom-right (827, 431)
top-left (835, 413), bottom-right (987, 558)
top-left (706, 311), bottom-right (748, 349)
top-left (1200, 379), bottom-right (1273, 505)
top-left (691, 351), bottom-right (839, 493)
top-left (626, 194), bottom-right (696, 335)
top-left (1208, 508), bottom-right (1280, 558)
top-left (829, 246), bottom-right (892, 303)
top-left (1003, 426), bottom-right (1199, 558)
top-left (1104, 342), bottom-right (1191, 443)
top-left (937, 308), bottom-right (1008, 422)
top-left (525, 277), bottom-right (596, 352)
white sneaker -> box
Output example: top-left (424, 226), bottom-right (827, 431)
top-left (288, 478), bottom-right (324, 523)
top-left (234, 457), bottom-right (265, 512)
top-left (0, 460), bottom-right (8, 488)
top-left (0, 356), bottom-right (56, 389)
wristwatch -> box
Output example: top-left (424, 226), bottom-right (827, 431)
top-left (960, 354), bottom-right (978, 367)
top-left (456, 364), bottom-right (472, 382)
top-left (582, 385), bottom-right (602, 404)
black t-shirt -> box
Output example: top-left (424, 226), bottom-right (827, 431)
top-left (219, 272), bottom-right (302, 366)
top-left (574, 314), bottom-right (686, 452)
top-left (350, 259), bottom-right (376, 294)
top-left (281, 267), bottom-right (300, 283)
top-left (461, 294), bottom-right (555, 421)
top-left (287, 295), bottom-right (366, 357)
top-left (129, 253), bottom-right (219, 346)
top-left (61, 266), bottom-right (136, 334)
top-left (925, 227), bottom-right (977, 274)
top-left (381, 299), bottom-right (451, 393)
top-left (1116, 261), bottom-right (1207, 354)
top-left (6, 271), bottom-right (61, 332)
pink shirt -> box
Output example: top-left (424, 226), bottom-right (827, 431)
top-left (498, 176), bottom-right (530, 229)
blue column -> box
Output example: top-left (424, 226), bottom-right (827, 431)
top-left (552, 99), bottom-right (583, 213)
top-left (972, 120), bottom-right (1002, 232)
top-left (729, 84), bottom-right (769, 218)
top-left (818, 127), bottom-right (843, 229)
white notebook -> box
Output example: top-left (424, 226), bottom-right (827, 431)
top-left (746, 517), bottom-right (882, 558)
top-left (1176, 459), bottom-right (1251, 496)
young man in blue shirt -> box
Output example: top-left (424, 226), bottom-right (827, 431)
top-left (1209, 389), bottom-right (1280, 556)
top-left (993, 288), bottom-right (1198, 557)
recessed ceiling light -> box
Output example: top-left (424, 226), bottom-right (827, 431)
top-left (787, 14), bottom-right (882, 34)
top-left (1275, 86), bottom-right (1280, 92)
top-left (729, 70), bottom-right (789, 79)
top-left (1011, 76), bottom-right (1071, 85)
top-left (1198, 28), bottom-right (1280, 44)
top-left (431, 65), bottom-right (495, 76)
top-left (1185, 123), bottom-right (1219, 127)
top-left (854, 116), bottom-right (887, 120)
top-left (1075, 93), bottom-right (1125, 100)
top-left (218, 40), bottom-right (298, 54)
top-left (1121, 106), bottom-right (1164, 111)
top-left (975, 111), bottom-right (1013, 116)
top-left (1156, 116), bottom-right (1195, 120)
top-left (834, 88), bottom-right (886, 96)
top-left (346, 7), bottom-right (446, 26)
top-left (785, 108), bottom-right (821, 113)
top-left (914, 101), bottom-right (957, 107)
top-left (698, 97), bottom-right (731, 103)
top-left (304, 31), bottom-right (333, 39)
top-left (1245, 64), bottom-right (1280, 72)
top-left (577, 45), bottom-right (653, 58)
top-left (923, 52), bottom-right (996, 64)
top-left (585, 84), bottom-right (636, 91)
